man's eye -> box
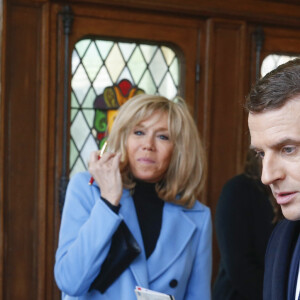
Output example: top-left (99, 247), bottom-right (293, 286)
top-left (255, 151), bottom-right (264, 159)
top-left (282, 146), bottom-right (296, 154)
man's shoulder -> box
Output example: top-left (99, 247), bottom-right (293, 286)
top-left (267, 219), bottom-right (300, 254)
top-left (272, 219), bottom-right (300, 237)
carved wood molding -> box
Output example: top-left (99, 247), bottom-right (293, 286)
top-left (54, 0), bottom-right (300, 26)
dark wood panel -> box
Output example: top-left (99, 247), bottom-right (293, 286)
top-left (52, 0), bottom-right (300, 27)
top-left (204, 19), bottom-right (247, 280)
top-left (3, 4), bottom-right (42, 299)
top-left (262, 26), bottom-right (300, 56)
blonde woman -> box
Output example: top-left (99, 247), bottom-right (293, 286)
top-left (54, 94), bottom-right (212, 300)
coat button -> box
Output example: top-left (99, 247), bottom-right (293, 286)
top-left (169, 279), bottom-right (178, 288)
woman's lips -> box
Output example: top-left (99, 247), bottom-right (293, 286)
top-left (275, 191), bottom-right (297, 205)
top-left (137, 158), bottom-right (155, 164)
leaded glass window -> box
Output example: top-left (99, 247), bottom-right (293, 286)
top-left (70, 38), bottom-right (181, 177)
top-left (261, 54), bottom-right (299, 77)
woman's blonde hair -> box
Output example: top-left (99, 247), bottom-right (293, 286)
top-left (107, 94), bottom-right (207, 207)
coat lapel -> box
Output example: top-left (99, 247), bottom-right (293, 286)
top-left (119, 189), bottom-right (149, 288)
top-left (287, 232), bottom-right (300, 300)
top-left (264, 220), bottom-right (300, 300)
top-left (147, 202), bottom-right (197, 282)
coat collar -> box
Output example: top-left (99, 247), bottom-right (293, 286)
top-left (119, 189), bottom-right (198, 286)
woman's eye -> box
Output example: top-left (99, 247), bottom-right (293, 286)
top-left (158, 135), bottom-right (169, 140)
top-left (134, 130), bottom-right (144, 136)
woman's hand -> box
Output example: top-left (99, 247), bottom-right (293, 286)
top-left (88, 151), bottom-right (122, 206)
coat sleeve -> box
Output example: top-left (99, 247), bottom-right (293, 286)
top-left (184, 206), bottom-right (212, 300)
top-left (54, 172), bottom-right (123, 296)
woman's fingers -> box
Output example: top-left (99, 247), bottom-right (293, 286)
top-left (88, 151), bottom-right (123, 205)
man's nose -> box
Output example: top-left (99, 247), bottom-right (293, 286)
top-left (261, 154), bottom-right (285, 185)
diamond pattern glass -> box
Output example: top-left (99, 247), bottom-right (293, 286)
top-left (70, 38), bottom-right (181, 176)
top-left (261, 54), bottom-right (299, 77)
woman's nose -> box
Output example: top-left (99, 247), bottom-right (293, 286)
top-left (261, 154), bottom-right (285, 185)
top-left (142, 136), bottom-right (155, 151)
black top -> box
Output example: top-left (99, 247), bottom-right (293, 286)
top-left (132, 180), bottom-right (164, 259)
top-left (101, 180), bottom-right (164, 259)
top-left (213, 174), bottom-right (275, 300)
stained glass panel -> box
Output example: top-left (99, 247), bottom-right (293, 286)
top-left (70, 38), bottom-right (181, 176)
top-left (261, 54), bottom-right (299, 77)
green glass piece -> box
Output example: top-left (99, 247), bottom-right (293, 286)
top-left (94, 110), bottom-right (107, 132)
top-left (100, 137), bottom-right (108, 149)
top-left (103, 87), bottom-right (118, 108)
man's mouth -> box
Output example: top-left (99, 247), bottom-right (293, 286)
top-left (275, 191), bottom-right (297, 205)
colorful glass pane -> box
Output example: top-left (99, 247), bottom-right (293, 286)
top-left (70, 38), bottom-right (181, 176)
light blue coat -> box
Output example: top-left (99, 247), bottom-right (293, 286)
top-left (54, 172), bottom-right (212, 300)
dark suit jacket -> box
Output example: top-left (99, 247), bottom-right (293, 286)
top-left (263, 219), bottom-right (300, 300)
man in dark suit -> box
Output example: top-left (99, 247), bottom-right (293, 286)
top-left (246, 58), bottom-right (300, 300)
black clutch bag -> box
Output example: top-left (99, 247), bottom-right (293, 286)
top-left (89, 220), bottom-right (141, 293)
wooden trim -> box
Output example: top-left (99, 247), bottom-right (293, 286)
top-left (37, 3), bottom-right (50, 299)
top-left (0, 0), bottom-right (7, 299)
top-left (54, 0), bottom-right (300, 27)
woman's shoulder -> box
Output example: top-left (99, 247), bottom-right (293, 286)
top-left (68, 171), bottom-right (91, 187)
top-left (70, 171), bottom-right (90, 181)
top-left (179, 201), bottom-right (211, 221)
top-left (189, 200), bottom-right (210, 212)
top-left (180, 201), bottom-right (211, 230)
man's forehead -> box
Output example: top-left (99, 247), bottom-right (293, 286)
top-left (249, 114), bottom-right (299, 148)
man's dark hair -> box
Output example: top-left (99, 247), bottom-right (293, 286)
top-left (246, 58), bottom-right (300, 112)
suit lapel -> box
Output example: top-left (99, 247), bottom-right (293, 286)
top-left (264, 220), bottom-right (300, 300)
top-left (147, 202), bottom-right (196, 282)
top-left (288, 232), bottom-right (300, 300)
top-left (119, 189), bottom-right (149, 288)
